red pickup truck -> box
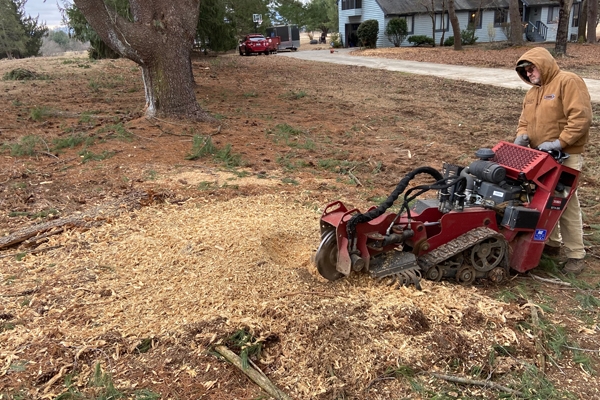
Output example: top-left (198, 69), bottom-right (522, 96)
top-left (239, 34), bottom-right (280, 56)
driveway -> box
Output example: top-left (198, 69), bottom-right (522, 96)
top-left (278, 48), bottom-right (600, 103)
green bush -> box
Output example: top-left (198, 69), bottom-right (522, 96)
top-left (330, 32), bottom-right (343, 48)
top-left (443, 28), bottom-right (479, 47)
top-left (407, 35), bottom-right (434, 46)
top-left (385, 18), bottom-right (408, 47)
top-left (461, 27), bottom-right (478, 45)
top-left (357, 19), bottom-right (379, 48)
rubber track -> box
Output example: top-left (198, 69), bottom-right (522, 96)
top-left (417, 226), bottom-right (505, 269)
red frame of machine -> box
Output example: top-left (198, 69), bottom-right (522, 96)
top-left (320, 142), bottom-right (579, 276)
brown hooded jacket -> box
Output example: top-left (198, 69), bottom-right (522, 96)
top-left (515, 47), bottom-right (592, 154)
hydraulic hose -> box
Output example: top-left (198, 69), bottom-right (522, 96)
top-left (346, 166), bottom-right (444, 239)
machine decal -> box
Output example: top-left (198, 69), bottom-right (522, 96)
top-left (547, 197), bottom-right (567, 210)
top-left (534, 229), bottom-right (547, 241)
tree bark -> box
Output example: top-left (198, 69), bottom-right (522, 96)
top-left (509, 0), bottom-right (523, 46)
top-left (555, 0), bottom-right (574, 56)
top-left (588, 0), bottom-right (598, 43)
top-left (439, 0), bottom-right (447, 46)
top-left (72, 0), bottom-right (212, 121)
top-left (578, 0), bottom-right (588, 41)
top-left (448, 0), bottom-right (462, 50)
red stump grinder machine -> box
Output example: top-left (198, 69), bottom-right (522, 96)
top-left (314, 142), bottom-right (579, 289)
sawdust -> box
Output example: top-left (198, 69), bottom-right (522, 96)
top-left (1, 193), bottom-right (537, 398)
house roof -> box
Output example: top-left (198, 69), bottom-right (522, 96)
top-left (376, 0), bottom-right (525, 15)
top-left (521, 0), bottom-right (563, 6)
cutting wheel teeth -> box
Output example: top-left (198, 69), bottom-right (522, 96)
top-left (377, 268), bottom-right (422, 290)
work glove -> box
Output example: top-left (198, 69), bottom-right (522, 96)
top-left (514, 135), bottom-right (530, 147)
top-left (537, 139), bottom-right (562, 152)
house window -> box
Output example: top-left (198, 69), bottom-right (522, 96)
top-left (435, 13), bottom-right (449, 32)
top-left (547, 6), bottom-right (559, 24)
top-left (341, 0), bottom-right (362, 10)
top-left (468, 11), bottom-right (482, 29)
top-left (494, 9), bottom-right (508, 27)
top-left (399, 15), bottom-right (414, 34)
top-left (572, 3), bottom-right (580, 27)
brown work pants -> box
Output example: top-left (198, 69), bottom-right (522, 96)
top-left (547, 154), bottom-right (586, 260)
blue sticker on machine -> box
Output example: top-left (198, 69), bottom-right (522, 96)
top-left (534, 229), bottom-right (547, 241)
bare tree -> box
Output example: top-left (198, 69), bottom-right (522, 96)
top-left (421, 0), bottom-right (438, 46)
top-left (588, 0), bottom-right (598, 42)
top-left (509, 0), bottom-right (523, 45)
top-left (448, 0), bottom-right (462, 50)
top-left (555, 0), bottom-right (574, 56)
top-left (438, 0), bottom-right (447, 46)
top-left (577, 0), bottom-right (587, 41)
top-left (72, 0), bottom-right (212, 121)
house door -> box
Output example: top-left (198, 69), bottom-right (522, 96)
top-left (344, 23), bottom-right (361, 47)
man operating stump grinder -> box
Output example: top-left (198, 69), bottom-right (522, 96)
top-left (513, 47), bottom-right (593, 275)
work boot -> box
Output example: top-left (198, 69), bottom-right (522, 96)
top-left (561, 258), bottom-right (586, 275)
top-left (543, 244), bottom-right (561, 257)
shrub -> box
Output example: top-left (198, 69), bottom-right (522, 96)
top-left (407, 35), bottom-right (434, 46)
top-left (2, 69), bottom-right (48, 81)
top-left (357, 19), bottom-right (379, 48)
top-left (461, 26), bottom-right (478, 45)
top-left (443, 28), bottom-right (478, 47)
top-left (385, 18), bottom-right (408, 47)
top-left (330, 32), bottom-right (343, 48)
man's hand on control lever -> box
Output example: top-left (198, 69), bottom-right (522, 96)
top-left (537, 139), bottom-right (562, 152)
top-left (514, 135), bottom-right (530, 147)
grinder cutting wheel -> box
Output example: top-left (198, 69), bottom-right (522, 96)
top-left (313, 141), bottom-right (577, 288)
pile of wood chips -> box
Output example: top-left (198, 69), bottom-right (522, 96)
top-left (1, 193), bottom-right (529, 398)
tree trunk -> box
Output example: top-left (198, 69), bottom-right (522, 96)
top-left (72, 0), bottom-right (212, 121)
top-left (588, 0), bottom-right (598, 43)
top-left (448, 0), bottom-right (462, 50)
top-left (426, 0), bottom-right (436, 46)
top-left (429, 14), bottom-right (436, 46)
top-left (555, 0), bottom-right (574, 56)
top-left (140, 38), bottom-right (199, 117)
top-left (509, 0), bottom-right (523, 46)
top-left (439, 0), bottom-right (447, 47)
top-left (578, 0), bottom-right (587, 41)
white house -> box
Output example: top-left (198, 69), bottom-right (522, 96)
top-left (338, 0), bottom-right (583, 48)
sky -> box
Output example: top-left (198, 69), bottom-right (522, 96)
top-left (22, 0), bottom-right (69, 29)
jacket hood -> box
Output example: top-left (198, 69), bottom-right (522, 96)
top-left (515, 47), bottom-right (560, 86)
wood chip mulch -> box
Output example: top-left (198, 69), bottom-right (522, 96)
top-left (1, 193), bottom-right (536, 398)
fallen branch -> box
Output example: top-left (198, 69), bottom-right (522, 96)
top-left (529, 304), bottom-right (546, 372)
top-left (427, 372), bottom-right (523, 396)
top-left (278, 291), bottom-right (336, 298)
top-left (22, 228), bottom-right (65, 247)
top-left (527, 273), bottom-right (572, 286)
top-left (563, 345), bottom-right (600, 353)
top-left (348, 169), bottom-right (363, 187)
top-left (587, 252), bottom-right (600, 260)
top-left (0, 191), bottom-right (147, 250)
top-left (214, 345), bottom-right (291, 400)
top-left (43, 363), bottom-right (73, 394)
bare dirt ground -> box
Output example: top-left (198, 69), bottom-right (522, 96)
top-left (1, 42), bottom-right (599, 399)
